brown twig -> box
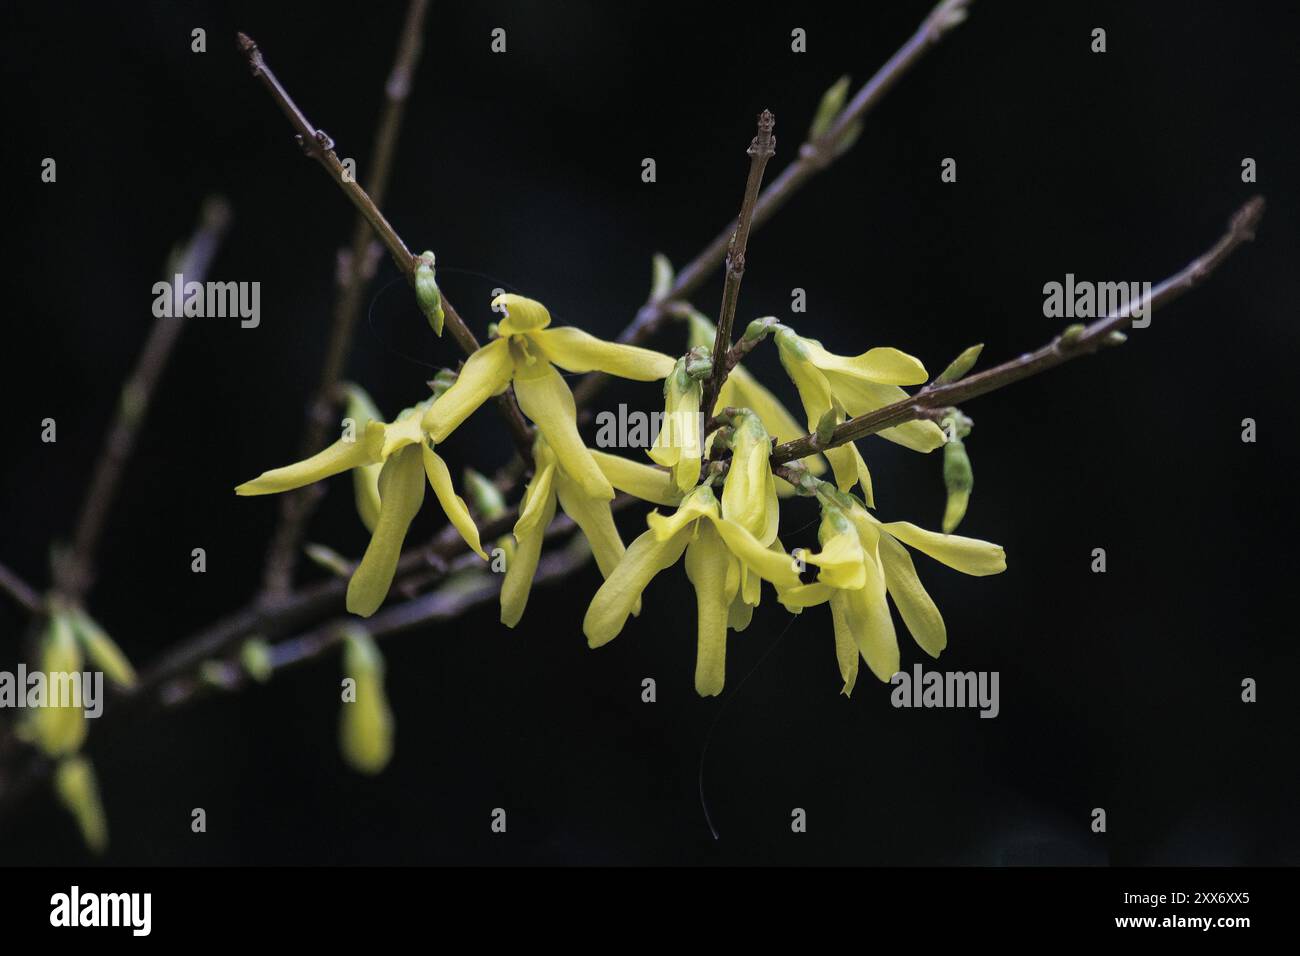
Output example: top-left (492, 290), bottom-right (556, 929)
top-left (570, 0), bottom-right (973, 410)
top-left (770, 197), bottom-right (1266, 466)
top-left (0, 562), bottom-right (42, 615)
top-left (700, 111), bottom-right (776, 421)
top-left (236, 31), bottom-right (534, 461)
top-left (53, 197), bottom-right (232, 600)
top-left (260, 0), bottom-right (431, 598)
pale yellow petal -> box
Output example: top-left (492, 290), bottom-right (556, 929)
top-left (824, 375), bottom-right (946, 452)
top-left (500, 479), bottom-right (557, 628)
top-left (422, 445), bottom-right (487, 560)
top-left (583, 525), bottom-right (692, 647)
top-left (828, 592), bottom-right (861, 697)
top-left (710, 516), bottom-right (802, 590)
top-left (806, 530), bottom-right (867, 590)
top-left (554, 470), bottom-right (625, 579)
top-left (513, 361), bottom-right (613, 500)
top-left (590, 450), bottom-right (682, 507)
top-left (346, 444), bottom-right (426, 617)
top-left (531, 327), bottom-right (675, 381)
top-left (878, 533), bottom-right (946, 657)
top-left (778, 581), bottom-right (835, 610)
top-left (880, 521), bottom-right (1007, 576)
top-left (494, 293), bottom-right (552, 336)
top-left (804, 340), bottom-right (929, 386)
top-left (846, 553), bottom-right (899, 682)
top-left (235, 421), bottom-right (384, 496)
top-left (421, 338), bottom-right (514, 442)
top-left (685, 522), bottom-right (739, 697)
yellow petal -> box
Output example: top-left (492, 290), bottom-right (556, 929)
top-left (346, 444), bottom-right (426, 617)
top-left (823, 375), bottom-right (946, 452)
top-left (494, 293), bottom-right (553, 336)
top-left (685, 522), bottom-right (739, 697)
top-left (381, 403), bottom-right (429, 459)
top-left (235, 421), bottom-right (384, 496)
top-left (880, 521), bottom-right (1007, 576)
top-left (590, 450), bottom-right (683, 507)
top-left (421, 338), bottom-right (514, 442)
top-left (824, 441), bottom-right (876, 506)
top-left (531, 327), bottom-right (675, 381)
top-left (709, 515), bottom-right (802, 590)
top-left (646, 486), bottom-right (718, 542)
top-left (721, 414), bottom-right (778, 543)
top-left (353, 462), bottom-right (382, 532)
top-left (878, 533), bottom-right (946, 657)
top-left (554, 469), bottom-right (625, 579)
top-left (828, 592), bottom-right (860, 697)
top-left (500, 475), bottom-right (558, 627)
top-left (583, 525), bottom-right (692, 647)
top-left (512, 361), bottom-right (613, 500)
top-left (803, 340), bottom-right (929, 386)
top-left (422, 444), bottom-right (487, 560)
top-left (845, 553), bottom-right (899, 682)
top-left (806, 529), bottom-right (867, 590)
top-left (778, 581), bottom-right (835, 610)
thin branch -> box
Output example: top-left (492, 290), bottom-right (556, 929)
top-left (54, 197), bottom-right (232, 599)
top-left (570, 0), bottom-right (972, 410)
top-left (771, 197), bottom-right (1266, 465)
top-left (700, 111), bottom-right (776, 420)
top-left (261, 0), bottom-right (431, 598)
top-left (236, 31), bottom-right (534, 460)
top-left (0, 562), bottom-right (42, 615)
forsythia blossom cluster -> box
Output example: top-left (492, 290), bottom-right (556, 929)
top-left (238, 289), bottom-right (1006, 719)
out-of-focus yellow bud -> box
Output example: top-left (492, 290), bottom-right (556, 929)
top-left (54, 755), bottom-right (108, 855)
top-left (650, 252), bottom-right (674, 302)
top-left (240, 638), bottom-right (274, 683)
top-left (339, 629), bottom-right (394, 775)
top-left (70, 608), bottom-right (136, 689)
top-left (941, 432), bottom-right (974, 534)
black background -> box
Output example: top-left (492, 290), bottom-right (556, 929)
top-left (1, 0), bottom-right (1296, 866)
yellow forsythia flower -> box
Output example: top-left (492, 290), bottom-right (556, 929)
top-left (422, 293), bottom-right (676, 500)
top-left (237, 399), bottom-right (486, 617)
top-left (780, 482), bottom-right (1005, 695)
top-left (584, 483), bottom-right (801, 697)
top-left (775, 326), bottom-right (944, 506)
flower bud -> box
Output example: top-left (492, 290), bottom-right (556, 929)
top-left (339, 629), bottom-right (394, 775)
top-left (934, 343), bottom-right (984, 385)
top-left (240, 638), bottom-right (274, 683)
top-left (415, 251), bottom-right (444, 336)
top-left (31, 608), bottom-right (87, 758)
top-left (54, 756), bottom-right (108, 855)
top-left (942, 437), bottom-right (974, 533)
top-left (464, 468), bottom-right (506, 520)
top-left (70, 609), bottom-right (136, 690)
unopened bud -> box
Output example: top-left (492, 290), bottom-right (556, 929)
top-left (55, 756), bottom-right (108, 855)
top-left (942, 438), bottom-right (973, 533)
top-left (1061, 323), bottom-right (1086, 346)
top-left (464, 468), bottom-right (506, 519)
top-left (934, 343), bottom-right (984, 385)
top-left (415, 251), bottom-right (445, 336)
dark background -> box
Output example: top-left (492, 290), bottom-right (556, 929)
top-left (1, 0), bottom-right (1296, 865)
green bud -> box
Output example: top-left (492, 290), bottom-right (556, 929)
top-left (814, 408), bottom-right (839, 446)
top-left (340, 629), bottom-right (394, 775)
top-left (934, 343), bottom-right (984, 385)
top-left (1104, 330), bottom-right (1128, 346)
top-left (1061, 323), bottom-right (1086, 345)
top-left (70, 609), bottom-right (137, 690)
top-left (684, 347), bottom-right (713, 381)
top-left (464, 468), bottom-right (506, 519)
top-left (833, 120), bottom-right (864, 157)
top-left (650, 252), bottom-right (674, 302)
top-left (428, 368), bottom-right (458, 400)
top-left (415, 251), bottom-right (445, 336)
top-left (304, 542), bottom-right (354, 579)
top-left (743, 316), bottom-right (779, 342)
top-left (942, 437), bottom-right (973, 533)
top-left (240, 638), bottom-right (274, 684)
top-left (54, 756), bottom-right (108, 855)
top-left (810, 75), bottom-right (850, 142)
